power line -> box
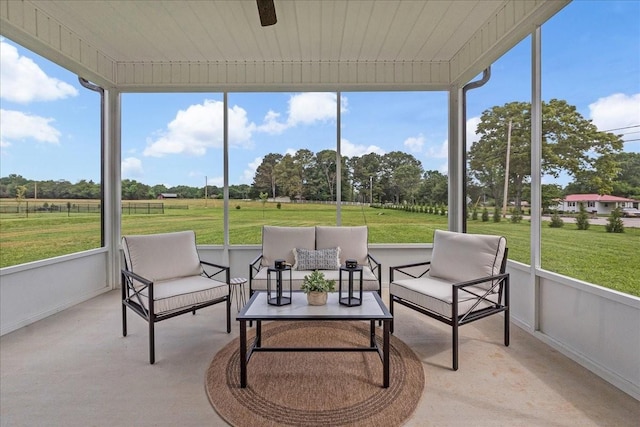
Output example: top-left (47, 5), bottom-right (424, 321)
top-left (603, 124), bottom-right (640, 132)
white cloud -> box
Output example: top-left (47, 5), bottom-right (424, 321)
top-left (288, 92), bottom-right (346, 126)
top-left (208, 176), bottom-right (224, 187)
top-left (466, 116), bottom-right (481, 145)
top-left (258, 110), bottom-right (288, 134)
top-left (143, 100), bottom-right (255, 157)
top-left (121, 157), bottom-right (143, 178)
top-left (438, 161), bottom-right (448, 175)
top-left (404, 134), bottom-right (425, 152)
top-left (340, 138), bottom-right (385, 157)
top-left (241, 156), bottom-right (263, 184)
top-left (0, 39), bottom-right (78, 103)
top-left (589, 93), bottom-right (640, 142)
top-left (257, 93), bottom-right (348, 134)
top-left (427, 139), bottom-right (448, 159)
top-left (0, 109), bottom-right (61, 144)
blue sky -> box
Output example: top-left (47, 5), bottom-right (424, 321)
top-left (1, 1), bottom-right (639, 189)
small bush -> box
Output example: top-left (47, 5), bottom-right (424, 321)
top-left (549, 211), bottom-right (564, 228)
top-left (510, 208), bottom-right (523, 223)
top-left (471, 209), bottom-right (478, 220)
top-left (606, 207), bottom-right (624, 233)
top-left (235, 205), bottom-right (241, 209)
top-left (482, 208), bottom-right (489, 222)
top-left (276, 202), bottom-right (281, 209)
top-left (575, 204), bottom-right (590, 230)
top-left (493, 207), bottom-right (501, 222)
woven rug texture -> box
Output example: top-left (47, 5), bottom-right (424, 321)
top-left (205, 321), bottom-right (425, 427)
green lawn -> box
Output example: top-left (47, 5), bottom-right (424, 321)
top-left (1, 199), bottom-right (638, 296)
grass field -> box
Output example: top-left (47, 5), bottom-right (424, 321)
top-left (1, 199), bottom-right (638, 296)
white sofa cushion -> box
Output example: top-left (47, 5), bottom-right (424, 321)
top-left (261, 226), bottom-right (315, 267)
top-left (293, 247), bottom-right (341, 270)
top-left (122, 231), bottom-right (202, 282)
top-left (429, 230), bottom-right (506, 290)
top-left (315, 226), bottom-right (368, 265)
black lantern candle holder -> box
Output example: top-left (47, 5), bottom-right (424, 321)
top-left (267, 260), bottom-right (292, 306)
top-left (339, 260), bottom-right (363, 306)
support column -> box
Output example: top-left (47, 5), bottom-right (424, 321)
top-left (104, 88), bottom-right (122, 289)
top-left (448, 86), bottom-right (464, 232)
top-left (223, 92), bottom-right (230, 263)
top-left (530, 26), bottom-right (543, 331)
top-left (336, 91), bottom-right (342, 225)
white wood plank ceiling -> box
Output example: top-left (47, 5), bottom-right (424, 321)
top-left (0, 0), bottom-right (569, 91)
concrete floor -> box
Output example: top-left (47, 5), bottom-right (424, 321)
top-left (1, 289), bottom-right (638, 427)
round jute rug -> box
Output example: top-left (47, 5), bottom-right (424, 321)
top-left (205, 321), bottom-right (425, 427)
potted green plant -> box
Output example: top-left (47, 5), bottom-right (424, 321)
top-left (301, 270), bottom-right (336, 305)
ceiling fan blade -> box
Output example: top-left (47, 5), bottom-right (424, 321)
top-left (256, 0), bottom-right (277, 27)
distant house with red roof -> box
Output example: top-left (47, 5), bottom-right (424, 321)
top-left (554, 194), bottom-right (639, 214)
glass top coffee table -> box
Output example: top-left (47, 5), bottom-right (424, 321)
top-left (237, 291), bottom-right (393, 388)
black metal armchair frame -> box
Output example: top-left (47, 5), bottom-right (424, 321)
top-left (122, 260), bottom-right (231, 364)
top-left (389, 248), bottom-right (509, 370)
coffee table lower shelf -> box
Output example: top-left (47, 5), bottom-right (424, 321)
top-left (237, 291), bottom-right (393, 388)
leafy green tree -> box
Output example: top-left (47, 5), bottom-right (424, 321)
top-left (469, 99), bottom-right (623, 211)
top-left (380, 151), bottom-right (422, 204)
top-left (259, 192), bottom-right (268, 218)
top-left (418, 170), bottom-right (448, 205)
top-left (541, 184), bottom-right (564, 214)
top-left (611, 152), bottom-right (640, 198)
top-left (15, 185), bottom-right (28, 213)
top-left (253, 153), bottom-right (283, 199)
top-left (350, 153), bottom-right (382, 203)
top-left (575, 203), bottom-right (590, 230)
top-left (151, 184), bottom-right (168, 198)
top-left (314, 149), bottom-right (338, 201)
top-left (275, 154), bottom-right (301, 199)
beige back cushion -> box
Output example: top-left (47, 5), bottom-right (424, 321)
top-left (315, 226), bottom-right (368, 265)
top-left (261, 226), bottom-right (316, 267)
top-left (122, 231), bottom-right (202, 281)
top-left (429, 230), bottom-right (506, 289)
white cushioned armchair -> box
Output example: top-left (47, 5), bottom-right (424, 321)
top-left (389, 229), bottom-right (509, 370)
top-left (121, 230), bottom-right (230, 364)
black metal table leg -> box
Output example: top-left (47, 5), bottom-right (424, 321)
top-left (370, 320), bottom-right (376, 347)
top-left (383, 319), bottom-right (390, 388)
top-left (240, 320), bottom-right (247, 388)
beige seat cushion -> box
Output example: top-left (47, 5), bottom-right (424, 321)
top-left (122, 231), bottom-right (202, 282)
top-left (315, 226), bottom-right (369, 265)
top-left (390, 276), bottom-right (499, 319)
top-left (261, 226), bottom-right (315, 267)
top-left (138, 275), bottom-right (228, 315)
top-left (429, 230), bottom-right (506, 291)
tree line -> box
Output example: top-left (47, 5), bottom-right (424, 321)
top-left (2, 100), bottom-right (638, 207)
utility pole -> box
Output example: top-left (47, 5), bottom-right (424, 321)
top-left (205, 176), bottom-right (208, 208)
top-left (502, 119), bottom-right (512, 218)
